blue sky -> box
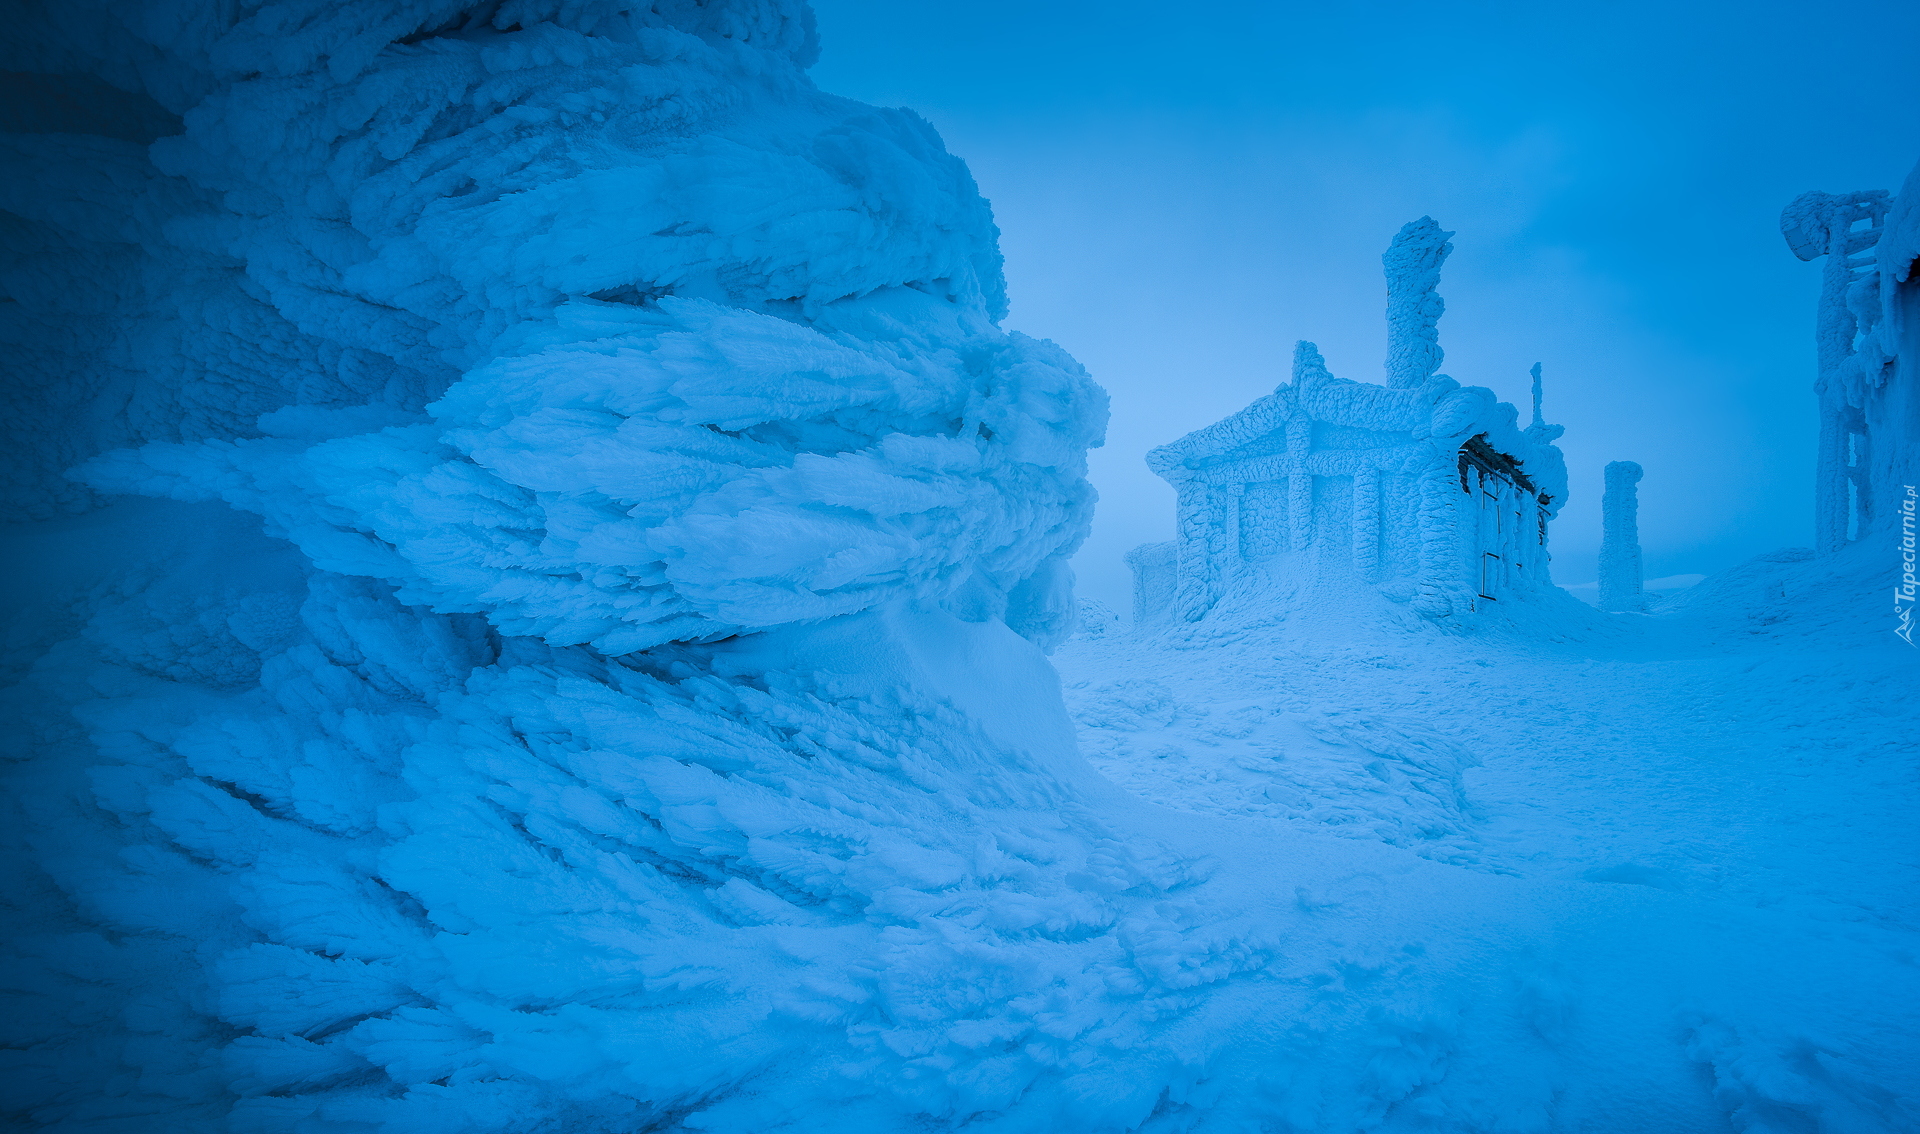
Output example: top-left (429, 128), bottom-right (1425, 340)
top-left (808, 0), bottom-right (1920, 612)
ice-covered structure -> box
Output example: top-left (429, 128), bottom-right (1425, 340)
top-left (1782, 170), bottom-right (1920, 552)
top-left (1597, 461), bottom-right (1646, 613)
top-left (0, 4), bottom-right (1164, 1129)
top-left (1132, 220), bottom-right (1569, 624)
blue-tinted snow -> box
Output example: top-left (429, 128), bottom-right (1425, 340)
top-left (2, 2), bottom-right (1916, 1131)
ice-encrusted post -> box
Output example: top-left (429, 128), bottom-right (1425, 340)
top-left (1383, 217), bottom-right (1454, 389)
top-left (1598, 461), bottom-right (1646, 613)
top-left (1530, 362), bottom-right (1545, 428)
top-left (1285, 418), bottom-right (1313, 552)
top-left (1412, 463), bottom-right (1460, 616)
top-left (1352, 465), bottom-right (1381, 581)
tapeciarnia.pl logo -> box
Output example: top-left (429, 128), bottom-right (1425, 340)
top-left (1898, 485), bottom-right (1917, 647)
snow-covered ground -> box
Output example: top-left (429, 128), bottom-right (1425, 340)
top-left (1063, 553), bottom-right (1916, 927)
top-left (1559, 573), bottom-right (1706, 605)
top-left (1052, 542), bottom-right (1920, 1129)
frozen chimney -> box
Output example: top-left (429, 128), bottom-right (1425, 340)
top-left (1382, 217), bottom-right (1453, 389)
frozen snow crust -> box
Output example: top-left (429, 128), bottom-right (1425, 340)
top-left (4, 3), bottom-right (1918, 1132)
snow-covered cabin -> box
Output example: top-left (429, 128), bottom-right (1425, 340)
top-left (1132, 219), bottom-right (1569, 623)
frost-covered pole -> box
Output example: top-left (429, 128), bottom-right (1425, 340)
top-left (1598, 461), bottom-right (1646, 613)
top-left (1383, 217), bottom-right (1454, 389)
top-left (1285, 418), bottom-right (1313, 552)
top-left (1780, 189), bottom-right (1890, 553)
top-left (1411, 463), bottom-right (1460, 617)
top-left (1530, 362), bottom-right (1545, 428)
top-left (1352, 465), bottom-right (1381, 581)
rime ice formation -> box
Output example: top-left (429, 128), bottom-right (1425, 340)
top-left (1597, 461), bottom-right (1646, 613)
top-left (1781, 175), bottom-right (1920, 553)
top-left (1783, 161), bottom-right (1920, 647)
top-left (1133, 223), bottom-right (1570, 625)
top-left (8, 0), bottom-right (1097, 655)
top-left (0, 4), bottom-right (1151, 1129)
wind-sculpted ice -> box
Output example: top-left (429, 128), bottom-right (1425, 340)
top-left (2, 3), bottom-right (1155, 1129)
top-left (42, 0), bottom-right (1101, 654)
top-left (84, 298), bottom-right (1100, 654)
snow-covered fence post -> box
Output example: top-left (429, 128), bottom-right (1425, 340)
top-left (1599, 461), bottom-right (1646, 612)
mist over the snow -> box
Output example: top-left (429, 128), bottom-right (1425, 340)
top-left (808, 0), bottom-right (1920, 612)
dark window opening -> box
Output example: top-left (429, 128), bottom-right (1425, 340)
top-left (1457, 434), bottom-right (1535, 495)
